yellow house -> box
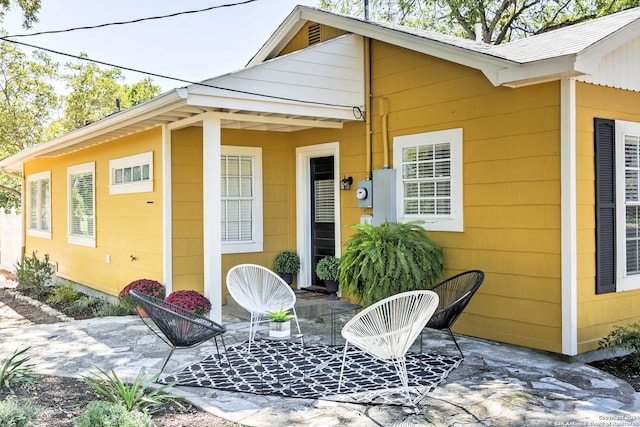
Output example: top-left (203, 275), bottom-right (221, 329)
top-left (2, 5), bottom-right (640, 357)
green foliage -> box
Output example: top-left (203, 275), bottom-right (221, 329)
top-left (94, 301), bottom-right (136, 317)
top-left (15, 251), bottom-right (54, 295)
top-left (56, 58), bottom-right (160, 133)
top-left (83, 366), bottom-right (180, 413)
top-left (67, 296), bottom-right (100, 315)
top-left (316, 256), bottom-right (340, 281)
top-left (0, 0), bottom-right (42, 28)
top-left (319, 0), bottom-right (640, 44)
top-left (599, 322), bottom-right (640, 366)
top-left (267, 307), bottom-right (296, 322)
top-left (273, 250), bottom-right (300, 273)
top-left (0, 395), bottom-right (39, 427)
top-left (46, 282), bottom-right (79, 305)
top-left (0, 347), bottom-right (34, 390)
top-left (339, 221), bottom-right (444, 306)
top-left (73, 401), bottom-right (152, 427)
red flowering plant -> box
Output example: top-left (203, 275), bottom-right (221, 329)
top-left (118, 279), bottom-right (164, 313)
top-left (165, 290), bottom-right (211, 316)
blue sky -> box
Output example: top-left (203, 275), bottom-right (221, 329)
top-left (2, 0), bottom-right (319, 92)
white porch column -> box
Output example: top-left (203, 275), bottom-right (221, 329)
top-left (203, 114), bottom-right (222, 323)
top-left (161, 124), bottom-right (173, 294)
top-left (561, 78), bottom-right (578, 356)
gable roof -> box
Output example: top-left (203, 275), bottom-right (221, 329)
top-left (251, 5), bottom-right (640, 89)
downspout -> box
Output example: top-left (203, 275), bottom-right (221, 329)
top-left (365, 37), bottom-right (372, 179)
top-left (380, 97), bottom-right (389, 169)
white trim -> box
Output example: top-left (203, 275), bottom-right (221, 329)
top-left (615, 119), bottom-right (640, 292)
top-left (25, 170), bottom-right (51, 239)
top-left (162, 125), bottom-right (172, 295)
top-left (296, 142), bottom-right (341, 288)
top-left (203, 115), bottom-right (222, 323)
top-left (393, 128), bottom-right (464, 232)
top-left (220, 145), bottom-right (263, 254)
top-left (108, 151), bottom-right (153, 195)
top-left (560, 78), bottom-right (578, 356)
top-left (67, 162), bottom-right (96, 248)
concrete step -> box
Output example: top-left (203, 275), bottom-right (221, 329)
top-left (224, 291), bottom-right (353, 320)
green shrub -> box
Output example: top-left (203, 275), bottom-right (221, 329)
top-left (273, 250), bottom-right (300, 273)
top-left (67, 296), bottom-right (100, 315)
top-left (316, 256), bottom-right (340, 281)
top-left (0, 395), bottom-right (39, 427)
top-left (83, 366), bottom-right (180, 413)
top-left (340, 221), bottom-right (444, 306)
top-left (94, 301), bottom-right (134, 317)
top-left (46, 282), bottom-right (79, 305)
top-left (0, 347), bottom-right (34, 390)
top-left (15, 251), bottom-right (54, 295)
top-left (73, 401), bottom-right (151, 427)
top-left (599, 322), bottom-right (640, 367)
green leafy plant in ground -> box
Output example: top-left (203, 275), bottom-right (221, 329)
top-left (340, 221), bottom-right (444, 306)
top-left (0, 347), bottom-right (34, 390)
top-left (599, 322), bottom-right (640, 367)
top-left (73, 401), bottom-right (152, 427)
top-left (67, 296), bottom-right (101, 315)
top-left (0, 395), bottom-right (39, 427)
top-left (83, 366), bottom-right (180, 413)
top-left (15, 251), bottom-right (54, 297)
top-left (94, 301), bottom-right (135, 317)
top-left (46, 282), bottom-right (78, 305)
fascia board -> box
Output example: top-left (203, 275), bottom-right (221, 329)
top-left (497, 55), bottom-right (584, 87)
top-left (0, 90), bottom-right (187, 172)
top-left (575, 19), bottom-right (640, 73)
top-left (186, 93), bottom-right (357, 121)
top-left (250, 6), bottom-right (512, 86)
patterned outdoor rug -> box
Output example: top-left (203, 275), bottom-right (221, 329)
top-left (160, 341), bottom-right (462, 406)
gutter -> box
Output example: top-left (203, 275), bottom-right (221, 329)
top-left (0, 88), bottom-right (188, 172)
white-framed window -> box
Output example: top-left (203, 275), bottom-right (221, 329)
top-left (68, 162), bottom-right (95, 247)
top-left (26, 171), bottom-right (51, 239)
top-left (393, 128), bottom-right (463, 232)
top-left (221, 146), bottom-right (263, 254)
top-left (616, 120), bottom-right (640, 291)
top-left (109, 151), bottom-right (153, 194)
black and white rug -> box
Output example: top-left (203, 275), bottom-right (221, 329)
top-left (160, 341), bottom-right (462, 406)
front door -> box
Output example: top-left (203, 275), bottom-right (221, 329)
top-left (310, 156), bottom-right (335, 288)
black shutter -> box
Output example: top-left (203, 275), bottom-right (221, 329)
top-left (594, 118), bottom-right (616, 294)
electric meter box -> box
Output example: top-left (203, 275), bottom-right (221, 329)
top-left (356, 179), bottom-right (372, 208)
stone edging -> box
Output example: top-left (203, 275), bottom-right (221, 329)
top-left (6, 289), bottom-right (75, 323)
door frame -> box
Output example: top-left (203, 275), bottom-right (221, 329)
top-left (296, 142), bottom-right (341, 289)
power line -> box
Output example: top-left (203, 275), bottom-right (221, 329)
top-left (0, 36), bottom-right (359, 110)
top-left (4, 0), bottom-right (259, 38)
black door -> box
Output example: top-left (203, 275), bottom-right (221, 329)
top-left (310, 156), bottom-right (335, 288)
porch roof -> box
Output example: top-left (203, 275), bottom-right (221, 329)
top-left (0, 33), bottom-right (364, 173)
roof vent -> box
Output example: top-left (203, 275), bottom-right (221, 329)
top-left (308, 23), bottom-right (321, 45)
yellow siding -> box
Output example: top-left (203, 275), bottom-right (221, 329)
top-left (23, 128), bottom-right (163, 296)
top-left (278, 22), bottom-right (348, 56)
top-left (171, 128), bottom-right (295, 296)
top-left (575, 82), bottom-right (640, 353)
top-left (368, 41), bottom-right (563, 352)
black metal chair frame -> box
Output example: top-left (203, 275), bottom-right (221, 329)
top-left (421, 270), bottom-right (485, 358)
top-left (129, 290), bottom-right (228, 374)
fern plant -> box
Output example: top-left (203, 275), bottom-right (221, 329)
top-left (339, 221), bottom-right (444, 306)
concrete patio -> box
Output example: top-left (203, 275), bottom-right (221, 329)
top-left (1, 287), bottom-right (639, 426)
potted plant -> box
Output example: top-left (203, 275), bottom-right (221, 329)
top-left (118, 279), bottom-right (164, 316)
top-left (340, 221), bottom-right (444, 306)
top-left (273, 250), bottom-right (300, 285)
top-left (267, 307), bottom-right (296, 338)
top-left (316, 256), bottom-right (340, 300)
top-left (165, 290), bottom-right (211, 316)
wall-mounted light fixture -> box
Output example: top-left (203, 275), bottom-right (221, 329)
top-left (341, 176), bottom-right (353, 190)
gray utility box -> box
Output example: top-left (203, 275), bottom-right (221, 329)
top-left (372, 169), bottom-right (396, 225)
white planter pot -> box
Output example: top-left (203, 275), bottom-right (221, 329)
top-left (269, 320), bottom-right (291, 338)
